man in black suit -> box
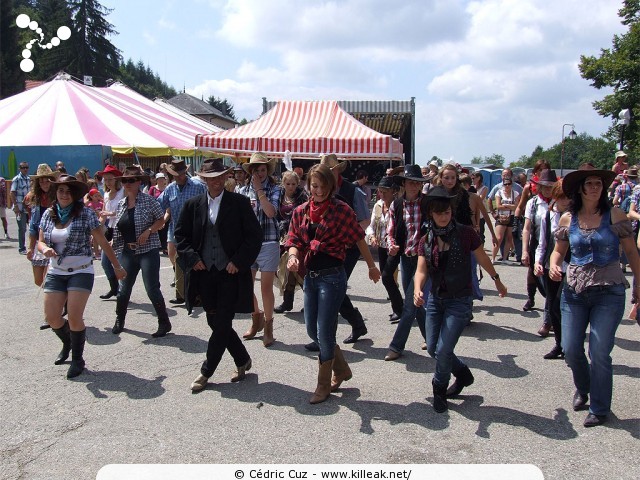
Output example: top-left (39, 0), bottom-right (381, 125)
top-left (176, 158), bottom-right (262, 392)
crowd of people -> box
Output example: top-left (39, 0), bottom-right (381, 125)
top-left (2, 150), bottom-right (637, 427)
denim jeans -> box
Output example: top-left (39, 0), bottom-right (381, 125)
top-left (16, 212), bottom-right (27, 251)
top-left (389, 256), bottom-right (427, 353)
top-left (425, 294), bottom-right (473, 387)
top-left (117, 248), bottom-right (164, 305)
top-left (101, 248), bottom-right (116, 281)
top-left (561, 283), bottom-right (625, 416)
top-left (304, 268), bottom-right (347, 362)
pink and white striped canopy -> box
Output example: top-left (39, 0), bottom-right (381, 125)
top-left (196, 100), bottom-right (403, 160)
top-left (0, 74), bottom-right (221, 156)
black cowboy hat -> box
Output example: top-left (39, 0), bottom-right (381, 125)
top-left (424, 186), bottom-right (458, 203)
top-left (377, 176), bottom-right (398, 189)
top-left (562, 169), bottom-right (617, 196)
top-left (530, 169), bottom-right (558, 187)
top-left (394, 164), bottom-right (428, 183)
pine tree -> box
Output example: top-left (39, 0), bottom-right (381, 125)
top-left (0, 0), bottom-right (26, 98)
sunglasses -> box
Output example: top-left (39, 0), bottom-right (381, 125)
top-left (121, 178), bottom-right (140, 184)
top-left (20, 166), bottom-right (29, 169)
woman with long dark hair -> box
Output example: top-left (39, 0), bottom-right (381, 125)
top-left (38, 175), bottom-right (125, 379)
top-left (550, 168), bottom-right (640, 427)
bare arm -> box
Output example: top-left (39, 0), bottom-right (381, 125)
top-left (549, 213), bottom-right (571, 281)
top-left (413, 255), bottom-right (429, 306)
top-left (356, 238), bottom-right (380, 282)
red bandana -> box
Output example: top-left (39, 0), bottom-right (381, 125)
top-left (309, 198), bottom-right (330, 223)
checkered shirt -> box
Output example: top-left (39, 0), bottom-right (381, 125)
top-left (112, 192), bottom-right (164, 256)
top-left (238, 181), bottom-right (282, 242)
top-left (40, 206), bottom-right (100, 264)
top-left (158, 177), bottom-right (206, 237)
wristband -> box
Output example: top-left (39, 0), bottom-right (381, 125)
top-left (491, 273), bottom-right (500, 281)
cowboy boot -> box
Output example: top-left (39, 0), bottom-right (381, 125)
top-left (446, 365), bottom-right (474, 397)
top-left (274, 289), bottom-right (295, 313)
top-left (112, 296), bottom-right (128, 334)
top-left (330, 345), bottom-right (352, 392)
top-left (52, 321), bottom-right (71, 365)
top-left (263, 318), bottom-right (275, 347)
top-left (243, 311), bottom-right (265, 339)
top-left (432, 379), bottom-right (448, 413)
top-left (151, 299), bottom-right (172, 338)
top-left (100, 277), bottom-right (119, 300)
top-left (67, 329), bottom-right (86, 379)
top-left (310, 358), bottom-right (334, 404)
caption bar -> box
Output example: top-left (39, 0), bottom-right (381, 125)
top-left (97, 464), bottom-right (544, 480)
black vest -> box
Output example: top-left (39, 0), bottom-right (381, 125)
top-left (427, 223), bottom-right (472, 298)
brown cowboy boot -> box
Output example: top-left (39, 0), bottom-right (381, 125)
top-left (310, 358), bottom-right (334, 404)
top-left (263, 318), bottom-right (275, 347)
top-left (330, 345), bottom-right (352, 392)
top-left (243, 311), bottom-right (265, 339)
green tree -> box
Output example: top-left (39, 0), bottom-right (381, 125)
top-left (67, 0), bottom-right (121, 86)
top-left (579, 0), bottom-right (640, 160)
top-left (206, 95), bottom-right (237, 120)
top-left (0, 0), bottom-right (26, 98)
top-left (117, 57), bottom-right (177, 99)
top-left (470, 154), bottom-right (504, 168)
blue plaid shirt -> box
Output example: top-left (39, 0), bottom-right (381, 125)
top-left (40, 206), bottom-right (100, 264)
top-left (112, 192), bottom-right (164, 256)
top-left (238, 180), bottom-right (281, 242)
top-left (158, 177), bottom-right (206, 237)
top-left (10, 172), bottom-right (30, 212)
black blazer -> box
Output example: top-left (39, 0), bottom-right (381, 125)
top-left (176, 189), bottom-right (262, 314)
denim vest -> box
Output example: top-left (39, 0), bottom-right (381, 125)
top-left (568, 210), bottom-right (619, 267)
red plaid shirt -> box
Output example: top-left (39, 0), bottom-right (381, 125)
top-left (285, 198), bottom-right (364, 266)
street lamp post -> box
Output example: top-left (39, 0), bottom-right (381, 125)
top-left (560, 123), bottom-right (577, 177)
top-left (619, 109), bottom-right (631, 151)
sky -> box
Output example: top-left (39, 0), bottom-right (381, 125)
top-left (99, 0), bottom-right (627, 165)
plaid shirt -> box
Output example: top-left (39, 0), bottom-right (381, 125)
top-left (238, 180), bottom-right (281, 242)
top-left (158, 177), bottom-right (206, 237)
top-left (285, 198), bottom-right (364, 266)
top-left (10, 172), bottom-right (30, 212)
top-left (387, 196), bottom-right (422, 256)
top-left (112, 192), bottom-right (164, 256)
top-left (40, 206), bottom-right (100, 264)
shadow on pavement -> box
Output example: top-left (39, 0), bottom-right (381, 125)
top-left (447, 395), bottom-right (578, 440)
top-left (85, 326), bottom-right (121, 346)
top-left (614, 337), bottom-right (640, 352)
top-left (613, 363), bottom-right (640, 379)
top-left (463, 321), bottom-right (541, 342)
top-left (466, 354), bottom-right (529, 379)
top-left (74, 370), bottom-right (167, 399)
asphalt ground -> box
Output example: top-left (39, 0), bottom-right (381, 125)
top-left (0, 233), bottom-right (638, 480)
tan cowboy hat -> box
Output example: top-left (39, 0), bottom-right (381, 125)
top-left (319, 154), bottom-right (348, 173)
top-left (51, 174), bottom-right (90, 197)
top-left (242, 152), bottom-right (277, 175)
top-left (198, 158), bottom-right (232, 178)
top-left (165, 157), bottom-right (189, 176)
top-left (29, 163), bottom-right (59, 180)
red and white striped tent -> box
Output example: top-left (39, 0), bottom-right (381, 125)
top-left (195, 100), bottom-right (403, 160)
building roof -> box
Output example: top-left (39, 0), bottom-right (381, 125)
top-left (167, 93), bottom-right (237, 123)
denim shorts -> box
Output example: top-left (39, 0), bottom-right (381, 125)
top-left (43, 272), bottom-right (94, 293)
top-left (252, 242), bottom-right (280, 272)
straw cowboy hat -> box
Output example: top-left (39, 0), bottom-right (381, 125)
top-left (530, 169), bottom-right (558, 187)
top-left (319, 154), bottom-right (348, 174)
top-left (166, 158), bottom-right (189, 176)
top-left (615, 150), bottom-right (628, 159)
top-left (121, 166), bottom-right (149, 182)
top-left (562, 169), bottom-right (617, 197)
top-left (198, 158), bottom-right (232, 178)
top-left (29, 164), bottom-right (59, 181)
top-left (242, 152), bottom-right (277, 175)
top-left (51, 174), bottom-right (90, 197)
top-left (97, 164), bottom-right (123, 177)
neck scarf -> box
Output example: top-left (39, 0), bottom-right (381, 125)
top-left (309, 198), bottom-right (330, 223)
top-left (56, 203), bottom-right (73, 224)
top-left (538, 192), bottom-right (551, 204)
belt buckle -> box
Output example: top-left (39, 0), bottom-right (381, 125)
top-left (309, 270), bottom-right (319, 278)
top-left (67, 268), bottom-right (73, 273)
top-left (127, 242), bottom-right (137, 250)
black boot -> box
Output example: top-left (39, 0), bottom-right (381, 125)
top-left (67, 329), bottom-right (86, 379)
top-left (112, 296), bottom-right (128, 334)
top-left (446, 365), bottom-right (474, 397)
top-left (274, 290), bottom-right (295, 313)
top-left (523, 284), bottom-right (536, 311)
top-left (151, 299), bottom-right (172, 338)
top-left (100, 277), bottom-right (119, 300)
top-left (52, 322), bottom-right (71, 365)
top-left (432, 379), bottom-right (448, 413)
top-left (343, 308), bottom-right (367, 344)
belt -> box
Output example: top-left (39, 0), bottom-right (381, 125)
top-left (64, 262), bottom-right (92, 273)
top-left (308, 266), bottom-right (343, 278)
top-left (126, 243), bottom-right (138, 250)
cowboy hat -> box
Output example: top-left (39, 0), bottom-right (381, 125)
top-left (424, 186), bottom-right (458, 203)
top-left (626, 168), bottom-right (639, 179)
top-left (615, 150), bottom-right (628, 159)
top-left (377, 176), bottom-right (398, 190)
top-left (96, 164), bottom-right (123, 177)
top-left (530, 169), bottom-right (558, 187)
top-left (394, 164), bottom-right (428, 183)
top-left (121, 166), bottom-right (149, 182)
top-left (242, 152), bottom-right (277, 175)
top-left (166, 158), bottom-right (189, 176)
top-left (51, 174), bottom-right (89, 197)
top-left (29, 164), bottom-right (59, 180)
top-left (562, 169), bottom-right (617, 196)
top-left (319, 154), bottom-right (348, 174)
top-left (198, 158), bottom-right (232, 178)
